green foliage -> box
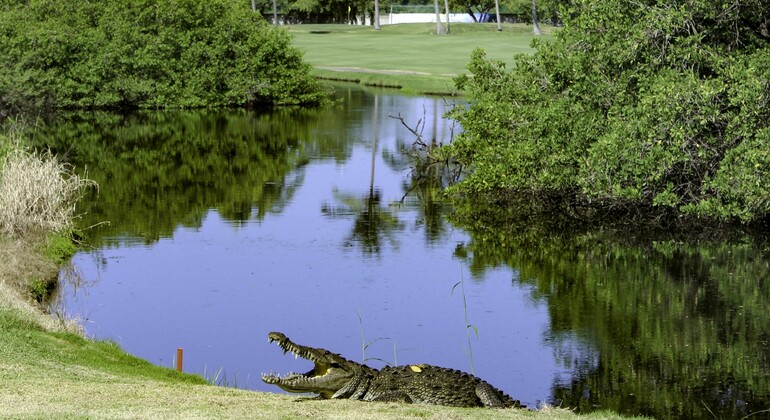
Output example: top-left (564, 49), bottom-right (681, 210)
top-left (0, 0), bottom-right (326, 110)
top-left (261, 0), bottom-right (378, 24)
top-left (449, 0), bottom-right (770, 222)
top-left (503, 0), bottom-right (563, 22)
top-left (42, 232), bottom-right (78, 264)
top-left (451, 0), bottom-right (496, 22)
top-left (26, 276), bottom-right (55, 303)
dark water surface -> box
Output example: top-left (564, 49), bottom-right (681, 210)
top-left (40, 84), bottom-right (769, 419)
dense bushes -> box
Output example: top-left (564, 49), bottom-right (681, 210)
top-left (0, 0), bottom-right (326, 111)
top-left (449, 0), bottom-right (770, 222)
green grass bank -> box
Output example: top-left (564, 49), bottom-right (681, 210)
top-left (288, 23), bottom-right (555, 95)
top-left (0, 273), bottom-right (637, 418)
top-left (0, 303), bottom-right (639, 419)
top-left (0, 259), bottom-right (641, 419)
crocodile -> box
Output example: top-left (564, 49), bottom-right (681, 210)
top-left (261, 331), bottom-right (524, 408)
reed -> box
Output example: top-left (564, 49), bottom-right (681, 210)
top-left (358, 307), bottom-right (394, 366)
top-left (203, 365), bottom-right (229, 387)
top-left (0, 126), bottom-right (96, 237)
top-left (452, 264), bottom-right (478, 374)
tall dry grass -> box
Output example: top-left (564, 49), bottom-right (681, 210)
top-left (0, 130), bottom-right (96, 237)
top-left (0, 124), bottom-right (91, 332)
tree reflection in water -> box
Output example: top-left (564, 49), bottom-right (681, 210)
top-left (449, 193), bottom-right (770, 419)
top-left (322, 188), bottom-right (404, 255)
top-left (321, 95), bottom-right (405, 255)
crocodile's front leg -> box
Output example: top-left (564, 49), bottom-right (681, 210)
top-left (476, 382), bottom-right (511, 408)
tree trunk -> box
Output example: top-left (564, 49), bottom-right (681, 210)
top-left (434, 0), bottom-right (444, 34)
top-left (494, 0), bottom-right (502, 31)
top-left (251, 0), bottom-right (256, 12)
top-left (532, 0), bottom-right (542, 35)
top-left (374, 0), bottom-right (381, 29)
top-left (443, 0), bottom-right (451, 34)
top-left (464, 7), bottom-right (478, 22)
top-left (272, 0), bottom-right (278, 25)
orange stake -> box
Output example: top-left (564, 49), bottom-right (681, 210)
top-left (176, 348), bottom-right (183, 372)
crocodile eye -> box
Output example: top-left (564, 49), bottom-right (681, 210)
top-left (330, 362), bottom-right (341, 368)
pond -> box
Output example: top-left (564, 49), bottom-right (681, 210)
top-left (39, 84), bottom-right (769, 419)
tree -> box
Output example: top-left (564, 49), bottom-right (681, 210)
top-left (273, 0), bottom-right (279, 24)
top-left (434, 0), bottom-right (444, 34)
top-left (374, 0), bottom-right (381, 29)
top-left (531, 0), bottom-right (541, 35)
top-left (0, 0), bottom-right (327, 109)
top-left (444, 0), bottom-right (451, 34)
top-left (450, 0), bottom-right (770, 223)
top-left (452, 0), bottom-right (497, 22)
top-left (276, 0), bottom-right (369, 23)
top-left (503, 0), bottom-right (564, 24)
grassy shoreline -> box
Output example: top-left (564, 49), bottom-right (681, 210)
top-left (0, 257), bottom-right (625, 418)
top-left (0, 258), bottom-right (638, 419)
top-left (0, 296), bottom-right (636, 419)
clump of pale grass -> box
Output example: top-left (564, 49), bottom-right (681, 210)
top-left (0, 146), bottom-right (96, 237)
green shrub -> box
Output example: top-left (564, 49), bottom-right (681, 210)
top-left (42, 232), bottom-right (79, 264)
top-left (449, 0), bottom-right (770, 223)
top-left (27, 276), bottom-right (55, 302)
top-left (0, 0), bottom-right (326, 109)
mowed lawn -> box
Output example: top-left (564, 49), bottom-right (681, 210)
top-left (286, 23), bottom-right (556, 94)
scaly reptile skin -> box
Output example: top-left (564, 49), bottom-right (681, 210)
top-left (261, 331), bottom-right (524, 408)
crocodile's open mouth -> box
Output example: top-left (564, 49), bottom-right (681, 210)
top-left (260, 331), bottom-right (353, 397)
top-left (261, 332), bottom-right (327, 384)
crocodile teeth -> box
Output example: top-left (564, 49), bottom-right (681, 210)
top-left (261, 371), bottom-right (307, 382)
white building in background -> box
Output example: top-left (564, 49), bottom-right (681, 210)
top-left (385, 13), bottom-right (475, 24)
top-left (357, 6), bottom-right (479, 26)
